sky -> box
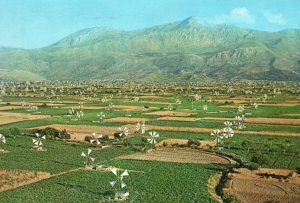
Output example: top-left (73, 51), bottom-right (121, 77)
top-left (0, 0), bottom-right (299, 49)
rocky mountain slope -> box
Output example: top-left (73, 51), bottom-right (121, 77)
top-left (0, 17), bottom-right (299, 81)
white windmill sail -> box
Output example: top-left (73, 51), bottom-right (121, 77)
top-left (110, 168), bottom-right (129, 190)
top-left (0, 134), bottom-right (5, 144)
top-left (148, 131), bottom-right (159, 145)
top-left (81, 148), bottom-right (95, 166)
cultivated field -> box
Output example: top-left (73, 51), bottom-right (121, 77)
top-left (0, 80), bottom-right (299, 202)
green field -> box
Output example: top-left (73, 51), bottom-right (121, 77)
top-left (0, 81), bottom-right (299, 202)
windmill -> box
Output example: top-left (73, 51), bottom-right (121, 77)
top-left (90, 132), bottom-right (102, 147)
top-left (136, 122), bottom-right (145, 134)
top-left (110, 168), bottom-right (129, 200)
top-left (211, 129), bottom-right (223, 146)
top-left (0, 134), bottom-right (6, 151)
top-left (97, 112), bottom-right (105, 122)
top-left (194, 94), bottom-right (201, 101)
top-left (168, 104), bottom-right (173, 111)
top-left (76, 110), bottom-right (84, 119)
top-left (175, 99), bottom-right (181, 105)
top-left (117, 127), bottom-right (129, 138)
top-left (68, 108), bottom-right (75, 115)
top-left (223, 127), bottom-right (234, 138)
top-left (224, 121), bottom-right (232, 128)
top-left (148, 131), bottom-right (159, 145)
top-left (234, 115), bottom-right (246, 129)
top-left (238, 105), bottom-right (245, 113)
top-left (223, 121), bottom-right (234, 138)
top-left (203, 105), bottom-right (208, 111)
top-left (253, 102), bottom-right (258, 109)
top-left (31, 105), bottom-right (38, 112)
top-left (32, 133), bottom-right (46, 151)
top-left (106, 102), bottom-right (114, 111)
top-left (81, 148), bottom-right (95, 168)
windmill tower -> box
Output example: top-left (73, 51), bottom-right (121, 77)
top-left (32, 133), bottom-right (46, 151)
top-left (110, 168), bottom-right (129, 200)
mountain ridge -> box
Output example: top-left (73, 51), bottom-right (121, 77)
top-left (0, 17), bottom-right (300, 81)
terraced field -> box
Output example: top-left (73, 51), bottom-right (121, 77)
top-left (0, 81), bottom-right (299, 202)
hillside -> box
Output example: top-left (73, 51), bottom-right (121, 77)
top-left (0, 17), bottom-right (300, 81)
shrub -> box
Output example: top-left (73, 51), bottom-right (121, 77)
top-left (100, 134), bottom-right (109, 140)
top-left (187, 139), bottom-right (200, 146)
top-left (0, 127), bottom-right (22, 137)
top-left (248, 162), bottom-right (259, 171)
top-left (250, 152), bottom-right (270, 167)
top-left (296, 166), bottom-right (300, 174)
top-left (32, 128), bottom-right (70, 139)
top-left (85, 136), bottom-right (92, 142)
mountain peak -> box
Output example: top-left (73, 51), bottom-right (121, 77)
top-left (178, 16), bottom-right (202, 28)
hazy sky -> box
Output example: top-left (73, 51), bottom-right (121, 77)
top-left (0, 0), bottom-right (299, 49)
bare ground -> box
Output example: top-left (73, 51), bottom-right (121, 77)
top-left (28, 124), bottom-right (137, 140)
top-left (156, 116), bottom-right (200, 121)
top-left (144, 111), bottom-right (197, 117)
top-left (0, 101), bottom-right (63, 107)
top-left (203, 117), bottom-right (300, 126)
top-left (220, 103), bottom-right (299, 108)
top-left (0, 169), bottom-right (50, 192)
top-left (146, 125), bottom-right (300, 137)
top-left (0, 106), bottom-right (22, 111)
top-left (113, 105), bottom-right (159, 111)
top-left (119, 148), bottom-right (232, 165)
top-left (0, 112), bottom-right (50, 125)
top-left (229, 168), bottom-right (300, 203)
top-left (104, 117), bottom-right (150, 123)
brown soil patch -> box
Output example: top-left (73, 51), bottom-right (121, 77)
top-left (0, 112), bottom-right (50, 125)
top-left (284, 114), bottom-right (300, 117)
top-left (119, 148), bottom-right (231, 165)
top-left (0, 106), bottom-right (22, 111)
top-left (104, 117), bottom-right (150, 123)
top-left (32, 100), bottom-right (80, 104)
top-left (65, 105), bottom-right (159, 111)
top-left (0, 169), bottom-right (50, 192)
top-left (220, 103), bottom-right (299, 108)
top-left (0, 101), bottom-right (63, 107)
top-left (157, 116), bottom-right (200, 121)
top-left (203, 117), bottom-right (300, 126)
top-left (28, 124), bottom-right (136, 141)
top-left (260, 103), bottom-right (299, 107)
top-left (145, 111), bottom-right (197, 117)
top-left (67, 106), bottom-right (105, 110)
top-left (229, 168), bottom-right (300, 203)
top-left (138, 101), bottom-right (171, 105)
top-left (113, 105), bottom-right (159, 111)
top-left (139, 95), bottom-right (174, 100)
top-left (146, 125), bottom-right (300, 137)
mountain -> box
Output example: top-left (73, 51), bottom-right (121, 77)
top-left (0, 17), bottom-right (300, 81)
